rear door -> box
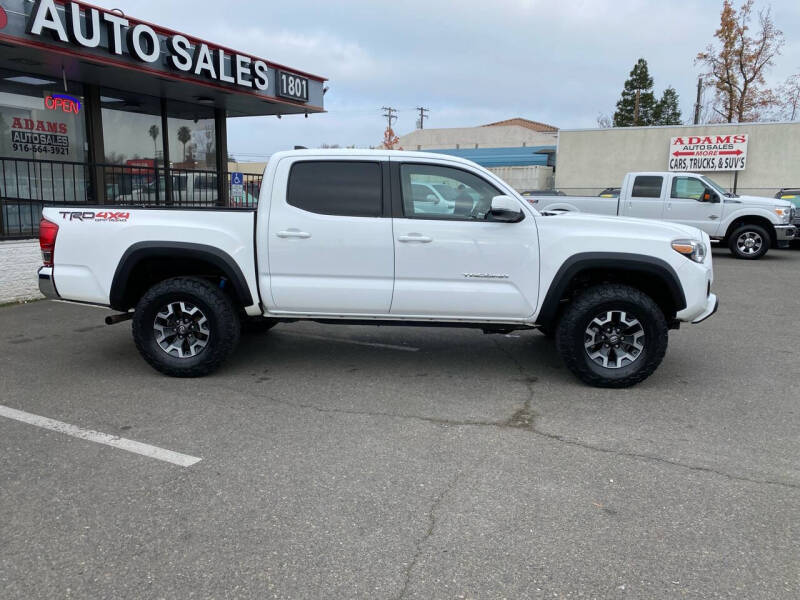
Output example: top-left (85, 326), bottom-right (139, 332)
top-left (266, 157), bottom-right (394, 314)
top-left (623, 175), bottom-right (665, 219)
top-left (663, 175), bottom-right (723, 235)
top-left (389, 160), bottom-right (539, 319)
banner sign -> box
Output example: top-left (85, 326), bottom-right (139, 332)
top-left (668, 134), bottom-right (748, 172)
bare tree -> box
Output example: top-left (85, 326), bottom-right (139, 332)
top-left (696, 0), bottom-right (784, 122)
top-left (596, 113), bottom-right (613, 128)
top-left (778, 73), bottom-right (800, 120)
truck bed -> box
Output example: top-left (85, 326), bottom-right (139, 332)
top-left (42, 207), bottom-right (258, 308)
top-left (527, 195), bottom-right (620, 215)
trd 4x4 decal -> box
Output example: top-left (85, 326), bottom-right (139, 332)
top-left (59, 211), bottom-right (130, 222)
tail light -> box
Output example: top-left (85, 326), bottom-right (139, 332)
top-left (39, 218), bottom-right (59, 267)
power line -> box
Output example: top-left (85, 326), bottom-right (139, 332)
top-left (416, 107), bottom-right (430, 129)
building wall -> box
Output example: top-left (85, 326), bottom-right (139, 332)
top-left (0, 240), bottom-right (42, 304)
top-left (399, 126), bottom-right (558, 151)
top-left (555, 121), bottom-right (800, 195)
top-left (488, 166), bottom-right (554, 192)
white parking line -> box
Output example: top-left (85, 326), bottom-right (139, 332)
top-left (0, 405), bottom-right (202, 468)
top-left (283, 331), bottom-right (419, 352)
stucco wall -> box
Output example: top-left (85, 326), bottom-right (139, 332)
top-left (554, 121), bottom-right (800, 195)
top-left (0, 240), bottom-right (42, 304)
top-left (399, 126), bottom-right (558, 150)
top-left (488, 166), bottom-right (554, 192)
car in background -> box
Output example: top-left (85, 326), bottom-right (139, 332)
top-left (776, 188), bottom-right (800, 229)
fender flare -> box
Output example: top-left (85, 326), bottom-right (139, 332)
top-left (110, 241), bottom-right (254, 310)
top-left (536, 252), bottom-right (687, 327)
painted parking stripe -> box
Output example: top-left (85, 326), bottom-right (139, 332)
top-left (283, 331), bottom-right (419, 352)
top-left (0, 405), bottom-right (202, 468)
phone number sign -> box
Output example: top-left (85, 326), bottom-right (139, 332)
top-left (668, 134), bottom-right (748, 172)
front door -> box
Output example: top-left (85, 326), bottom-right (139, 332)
top-left (663, 175), bottom-right (723, 236)
top-left (390, 161), bottom-right (539, 320)
top-left (266, 157), bottom-right (394, 314)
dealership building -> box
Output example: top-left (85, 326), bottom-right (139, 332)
top-left (0, 0), bottom-right (326, 302)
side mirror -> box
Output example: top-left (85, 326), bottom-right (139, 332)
top-left (702, 189), bottom-right (720, 203)
top-left (489, 195), bottom-right (523, 222)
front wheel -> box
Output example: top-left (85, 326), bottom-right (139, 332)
top-left (132, 277), bottom-right (241, 377)
top-left (728, 224), bottom-right (770, 259)
top-left (555, 284), bottom-right (668, 388)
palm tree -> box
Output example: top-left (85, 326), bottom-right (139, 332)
top-left (148, 124), bottom-right (159, 159)
top-left (177, 126), bottom-right (192, 161)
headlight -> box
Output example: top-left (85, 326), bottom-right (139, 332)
top-left (774, 207), bottom-right (792, 224)
top-left (672, 239), bottom-right (707, 263)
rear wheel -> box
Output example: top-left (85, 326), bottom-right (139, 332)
top-left (132, 277), bottom-right (240, 377)
top-left (555, 284), bottom-right (668, 388)
top-left (728, 224), bottom-right (770, 259)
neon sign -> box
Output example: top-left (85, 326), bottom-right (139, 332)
top-left (45, 94), bottom-right (82, 114)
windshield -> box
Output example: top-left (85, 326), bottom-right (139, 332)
top-left (700, 176), bottom-right (730, 197)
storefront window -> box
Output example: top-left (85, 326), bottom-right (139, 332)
top-left (100, 90), bottom-right (163, 204)
top-left (166, 102), bottom-right (218, 205)
top-left (0, 70), bottom-right (87, 236)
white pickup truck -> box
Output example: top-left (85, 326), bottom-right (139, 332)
top-left (37, 150), bottom-right (718, 388)
top-left (529, 172), bottom-right (796, 260)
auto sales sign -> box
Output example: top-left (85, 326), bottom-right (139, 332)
top-left (668, 134), bottom-right (748, 172)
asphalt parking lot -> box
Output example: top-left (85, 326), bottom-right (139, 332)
top-left (1, 247), bottom-right (799, 599)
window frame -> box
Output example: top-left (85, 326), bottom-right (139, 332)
top-left (391, 161), bottom-right (513, 223)
top-left (285, 159), bottom-right (389, 218)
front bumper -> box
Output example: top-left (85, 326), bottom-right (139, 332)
top-left (38, 267), bottom-right (59, 299)
top-left (691, 293), bottom-right (718, 324)
top-left (774, 225), bottom-right (796, 247)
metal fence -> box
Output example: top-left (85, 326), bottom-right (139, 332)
top-left (0, 156), bottom-right (263, 239)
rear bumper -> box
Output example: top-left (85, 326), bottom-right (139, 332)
top-left (691, 293), bottom-right (718, 324)
top-left (38, 267), bottom-right (59, 299)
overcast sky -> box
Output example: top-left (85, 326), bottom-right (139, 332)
top-left (90, 0), bottom-right (800, 160)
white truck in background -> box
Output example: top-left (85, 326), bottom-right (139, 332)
top-left (37, 150), bottom-right (718, 388)
top-left (528, 172), bottom-right (796, 260)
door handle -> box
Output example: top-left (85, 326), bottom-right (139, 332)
top-left (708, 215), bottom-right (719, 220)
top-left (276, 229), bottom-right (311, 239)
top-left (398, 234), bottom-right (433, 243)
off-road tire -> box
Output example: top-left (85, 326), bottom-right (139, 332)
top-left (132, 277), bottom-right (240, 377)
top-left (555, 284), bottom-right (668, 388)
top-left (728, 224), bottom-right (770, 260)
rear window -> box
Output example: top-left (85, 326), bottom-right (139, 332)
top-left (631, 176), bottom-right (663, 198)
top-left (287, 161), bottom-right (382, 217)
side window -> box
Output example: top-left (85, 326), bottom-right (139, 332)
top-left (400, 164), bottom-right (501, 220)
top-left (631, 176), bottom-right (663, 198)
top-left (287, 161), bottom-right (382, 217)
top-left (671, 176), bottom-right (706, 201)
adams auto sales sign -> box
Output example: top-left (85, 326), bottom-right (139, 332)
top-left (668, 134), bottom-right (748, 172)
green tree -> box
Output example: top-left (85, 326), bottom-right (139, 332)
top-left (148, 124), bottom-right (160, 159)
top-left (177, 126), bottom-right (192, 161)
top-left (654, 86), bottom-right (682, 125)
top-left (613, 58), bottom-right (658, 126)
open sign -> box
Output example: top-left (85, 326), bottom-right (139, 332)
top-left (45, 94), bottom-right (82, 114)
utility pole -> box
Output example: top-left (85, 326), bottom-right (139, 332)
top-left (381, 106), bottom-right (398, 130)
top-left (416, 107), bottom-right (430, 129)
top-left (633, 89), bottom-right (640, 126)
top-left (693, 77), bottom-right (704, 125)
